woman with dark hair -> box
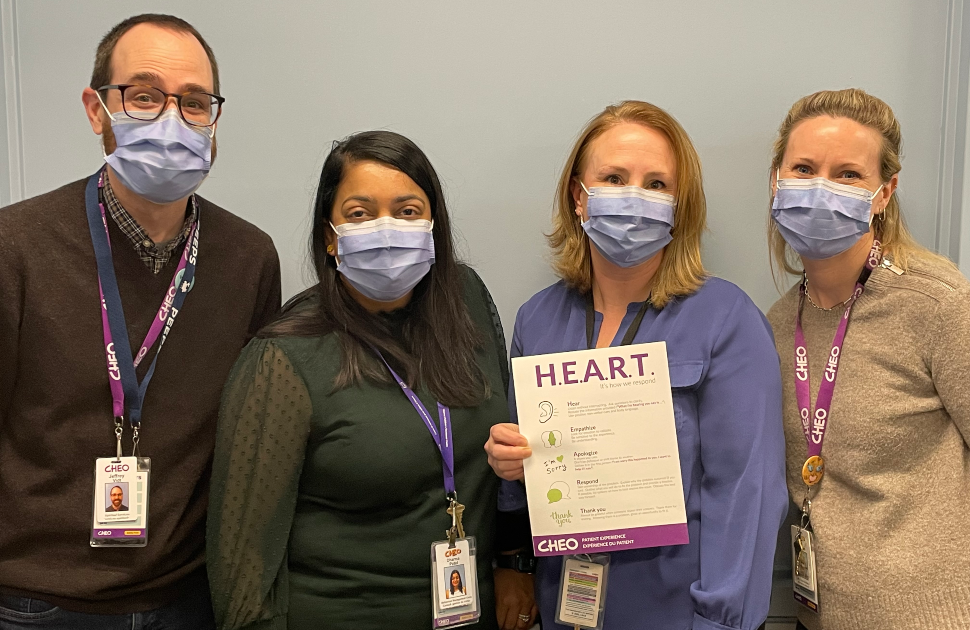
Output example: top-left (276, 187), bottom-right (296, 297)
top-left (447, 570), bottom-right (467, 598)
top-left (207, 131), bottom-right (535, 629)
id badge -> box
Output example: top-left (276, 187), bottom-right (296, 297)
top-left (791, 525), bottom-right (820, 612)
top-left (430, 537), bottom-right (480, 628)
top-left (91, 457), bottom-right (151, 547)
top-left (555, 554), bottom-right (611, 630)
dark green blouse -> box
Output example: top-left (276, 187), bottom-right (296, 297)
top-left (208, 268), bottom-right (509, 630)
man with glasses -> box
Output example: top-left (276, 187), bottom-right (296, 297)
top-left (0, 14), bottom-right (281, 629)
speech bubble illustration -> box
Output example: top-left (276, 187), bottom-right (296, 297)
top-left (547, 481), bottom-right (571, 503)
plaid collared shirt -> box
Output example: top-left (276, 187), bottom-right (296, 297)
top-left (100, 176), bottom-right (198, 274)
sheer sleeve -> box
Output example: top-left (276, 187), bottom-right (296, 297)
top-left (208, 338), bottom-right (312, 630)
top-left (478, 274), bottom-right (510, 394)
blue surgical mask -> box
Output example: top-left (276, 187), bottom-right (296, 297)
top-left (772, 172), bottom-right (883, 260)
top-left (101, 101), bottom-right (213, 204)
top-left (331, 217), bottom-right (435, 302)
top-left (580, 183), bottom-right (675, 268)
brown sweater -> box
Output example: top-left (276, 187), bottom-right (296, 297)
top-left (766, 253), bottom-right (970, 629)
top-left (0, 178), bottom-right (282, 614)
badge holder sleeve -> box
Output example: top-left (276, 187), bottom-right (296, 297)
top-left (90, 456), bottom-right (151, 547)
top-left (791, 524), bottom-right (820, 613)
top-left (555, 553), bottom-right (611, 630)
top-left (431, 536), bottom-right (481, 628)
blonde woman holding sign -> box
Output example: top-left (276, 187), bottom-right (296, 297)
top-left (486, 101), bottom-right (788, 630)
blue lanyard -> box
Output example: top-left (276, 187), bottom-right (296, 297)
top-left (84, 169), bottom-right (199, 427)
top-left (372, 349), bottom-right (456, 497)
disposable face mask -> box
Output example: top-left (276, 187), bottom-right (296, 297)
top-left (331, 216), bottom-right (435, 302)
top-left (101, 101), bottom-right (213, 204)
top-left (580, 183), bottom-right (675, 268)
top-left (772, 172), bottom-right (883, 260)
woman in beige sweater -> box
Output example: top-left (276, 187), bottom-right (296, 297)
top-left (764, 88), bottom-right (970, 630)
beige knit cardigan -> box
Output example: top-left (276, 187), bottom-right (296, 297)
top-left (766, 253), bottom-right (970, 630)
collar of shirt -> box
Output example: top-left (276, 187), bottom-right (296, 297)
top-left (100, 174), bottom-right (198, 274)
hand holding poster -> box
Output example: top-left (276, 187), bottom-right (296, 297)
top-left (512, 342), bottom-right (689, 556)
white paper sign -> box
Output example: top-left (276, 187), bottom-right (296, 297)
top-left (512, 342), bottom-right (689, 556)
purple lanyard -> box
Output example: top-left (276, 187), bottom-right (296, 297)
top-left (794, 240), bottom-right (881, 461)
top-left (372, 350), bottom-right (456, 497)
top-left (87, 169), bottom-right (198, 427)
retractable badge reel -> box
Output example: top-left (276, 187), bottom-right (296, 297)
top-left (787, 240), bottom-right (883, 612)
top-left (555, 554), bottom-right (611, 630)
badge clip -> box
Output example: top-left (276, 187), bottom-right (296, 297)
top-left (114, 416), bottom-right (124, 460)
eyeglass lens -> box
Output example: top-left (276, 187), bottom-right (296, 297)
top-left (121, 86), bottom-right (219, 126)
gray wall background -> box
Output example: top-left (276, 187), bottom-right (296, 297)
top-left (4, 2), bottom-right (970, 625)
top-left (3, 0), bottom-right (969, 330)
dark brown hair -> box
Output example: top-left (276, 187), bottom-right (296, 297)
top-left (90, 14), bottom-right (220, 93)
top-left (263, 131), bottom-right (490, 408)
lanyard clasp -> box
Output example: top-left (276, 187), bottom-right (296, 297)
top-left (114, 416), bottom-right (124, 460)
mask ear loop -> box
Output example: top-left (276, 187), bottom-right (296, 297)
top-left (869, 184), bottom-right (885, 226)
top-left (96, 91), bottom-right (113, 119)
top-left (327, 222), bottom-right (340, 264)
top-left (96, 92), bottom-right (115, 159)
top-left (772, 168), bottom-right (784, 202)
top-left (576, 181), bottom-right (591, 224)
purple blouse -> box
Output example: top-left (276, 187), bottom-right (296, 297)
top-left (500, 277), bottom-right (788, 630)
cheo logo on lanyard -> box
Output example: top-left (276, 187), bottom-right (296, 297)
top-left (792, 239), bottom-right (882, 488)
top-left (84, 167), bottom-right (199, 549)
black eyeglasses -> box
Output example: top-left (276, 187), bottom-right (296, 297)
top-left (97, 84), bottom-right (225, 128)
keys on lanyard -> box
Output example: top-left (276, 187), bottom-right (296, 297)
top-left (369, 347), bottom-right (483, 628)
top-left (85, 169), bottom-right (199, 456)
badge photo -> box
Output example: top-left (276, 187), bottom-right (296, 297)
top-left (102, 481), bottom-right (131, 521)
top-left (430, 538), bottom-right (481, 628)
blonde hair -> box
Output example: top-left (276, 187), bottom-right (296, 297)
top-left (768, 88), bottom-right (945, 277)
top-left (548, 100), bottom-right (707, 308)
